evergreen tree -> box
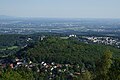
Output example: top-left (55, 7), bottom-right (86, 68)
top-left (81, 70), bottom-right (92, 80)
top-left (95, 49), bottom-right (112, 80)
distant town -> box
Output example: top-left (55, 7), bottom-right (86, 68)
top-left (0, 18), bottom-right (120, 36)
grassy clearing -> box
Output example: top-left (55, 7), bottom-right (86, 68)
top-left (0, 46), bottom-right (18, 50)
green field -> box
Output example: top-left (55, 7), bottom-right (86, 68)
top-left (0, 46), bottom-right (18, 51)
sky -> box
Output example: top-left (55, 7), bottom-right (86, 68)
top-left (0, 0), bottom-right (120, 18)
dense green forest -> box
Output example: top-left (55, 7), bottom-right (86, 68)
top-left (18, 37), bottom-right (120, 63)
top-left (0, 35), bottom-right (120, 80)
top-left (0, 34), bottom-right (40, 57)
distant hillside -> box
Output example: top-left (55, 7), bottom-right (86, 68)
top-left (0, 15), bottom-right (20, 20)
top-left (0, 15), bottom-right (13, 19)
top-left (17, 37), bottom-right (120, 64)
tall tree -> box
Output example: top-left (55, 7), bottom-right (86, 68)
top-left (95, 49), bottom-right (112, 80)
top-left (81, 70), bottom-right (92, 80)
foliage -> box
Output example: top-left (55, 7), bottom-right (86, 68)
top-left (18, 37), bottom-right (120, 65)
top-left (0, 36), bottom-right (120, 80)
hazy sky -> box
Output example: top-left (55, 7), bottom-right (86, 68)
top-left (0, 0), bottom-right (120, 18)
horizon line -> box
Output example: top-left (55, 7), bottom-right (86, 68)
top-left (0, 15), bottom-right (120, 19)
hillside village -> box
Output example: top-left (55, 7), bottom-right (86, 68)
top-left (0, 57), bottom-right (86, 79)
top-left (81, 36), bottom-right (120, 48)
top-left (60, 34), bottom-right (120, 49)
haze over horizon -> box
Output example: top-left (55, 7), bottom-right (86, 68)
top-left (0, 0), bottom-right (120, 18)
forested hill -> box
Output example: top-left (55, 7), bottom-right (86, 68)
top-left (17, 37), bottom-right (120, 64)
